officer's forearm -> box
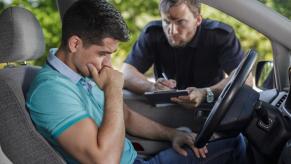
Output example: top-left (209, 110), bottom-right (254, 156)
top-left (209, 77), bottom-right (230, 97)
top-left (209, 71), bottom-right (254, 97)
top-left (122, 63), bottom-right (154, 94)
top-left (124, 75), bottom-right (154, 94)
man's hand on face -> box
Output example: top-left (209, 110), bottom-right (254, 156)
top-left (171, 87), bottom-right (206, 108)
top-left (154, 78), bottom-right (177, 91)
top-left (87, 64), bottom-right (124, 91)
top-left (172, 130), bottom-right (208, 158)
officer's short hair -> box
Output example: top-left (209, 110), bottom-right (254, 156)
top-left (61, 0), bottom-right (129, 49)
top-left (160, 0), bottom-right (201, 17)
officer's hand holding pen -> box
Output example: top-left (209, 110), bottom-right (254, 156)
top-left (154, 72), bottom-right (177, 91)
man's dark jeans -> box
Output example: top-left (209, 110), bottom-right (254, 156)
top-left (134, 134), bottom-right (247, 164)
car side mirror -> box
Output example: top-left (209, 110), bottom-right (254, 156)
top-left (255, 61), bottom-right (274, 90)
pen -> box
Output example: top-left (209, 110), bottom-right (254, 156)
top-left (161, 72), bottom-right (177, 89)
top-left (162, 72), bottom-right (168, 80)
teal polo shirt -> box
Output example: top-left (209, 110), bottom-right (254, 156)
top-left (26, 49), bottom-right (137, 164)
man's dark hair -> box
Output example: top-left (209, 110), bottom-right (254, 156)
top-left (60, 0), bottom-right (129, 49)
top-left (160, 0), bottom-right (201, 16)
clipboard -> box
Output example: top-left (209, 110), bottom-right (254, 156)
top-left (144, 89), bottom-right (188, 105)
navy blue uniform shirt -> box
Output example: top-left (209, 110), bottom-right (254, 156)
top-left (125, 19), bottom-right (244, 89)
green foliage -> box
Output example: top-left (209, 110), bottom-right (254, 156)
top-left (201, 4), bottom-right (273, 62)
top-left (108, 0), bottom-right (160, 68)
top-left (0, 1), bottom-right (5, 11)
top-left (259, 0), bottom-right (291, 19)
top-left (10, 0), bottom-right (61, 66)
top-left (108, 0), bottom-right (290, 67)
top-left (0, 0), bottom-right (290, 69)
top-left (0, 1), bottom-right (7, 68)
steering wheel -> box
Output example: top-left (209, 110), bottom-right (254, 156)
top-left (194, 49), bottom-right (257, 148)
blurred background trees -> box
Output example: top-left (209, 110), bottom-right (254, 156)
top-left (0, 0), bottom-right (290, 70)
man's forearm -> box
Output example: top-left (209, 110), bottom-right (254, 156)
top-left (124, 104), bottom-right (176, 141)
top-left (98, 87), bottom-right (125, 161)
top-left (56, 90), bottom-right (125, 164)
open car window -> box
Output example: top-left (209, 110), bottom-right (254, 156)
top-left (201, 4), bottom-right (274, 90)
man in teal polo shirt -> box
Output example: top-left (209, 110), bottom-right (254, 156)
top-left (26, 0), bottom-right (247, 163)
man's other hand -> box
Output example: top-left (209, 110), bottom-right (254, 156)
top-left (172, 130), bottom-right (208, 158)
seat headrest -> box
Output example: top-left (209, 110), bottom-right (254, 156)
top-left (0, 7), bottom-right (45, 63)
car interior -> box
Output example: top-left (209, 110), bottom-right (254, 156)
top-left (0, 0), bottom-right (291, 164)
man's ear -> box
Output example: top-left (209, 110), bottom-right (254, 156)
top-left (68, 35), bottom-right (82, 53)
top-left (195, 15), bottom-right (203, 26)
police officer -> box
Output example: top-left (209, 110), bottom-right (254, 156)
top-left (122, 0), bottom-right (245, 107)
